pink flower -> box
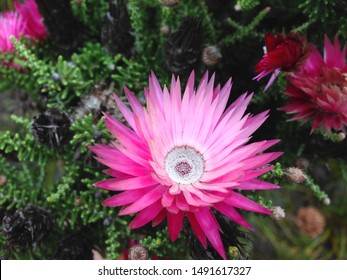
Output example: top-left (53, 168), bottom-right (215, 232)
top-left (90, 72), bottom-right (282, 259)
top-left (280, 36), bottom-right (347, 133)
top-left (0, 11), bottom-right (26, 53)
top-left (254, 32), bottom-right (310, 91)
top-left (14, 0), bottom-right (47, 41)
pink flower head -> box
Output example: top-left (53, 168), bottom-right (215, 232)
top-left (14, 0), bottom-right (47, 41)
top-left (0, 11), bottom-right (26, 53)
top-left (280, 36), bottom-right (347, 133)
top-left (254, 32), bottom-right (310, 91)
top-left (90, 72), bottom-right (282, 259)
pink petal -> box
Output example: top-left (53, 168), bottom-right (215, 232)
top-left (161, 189), bottom-right (175, 208)
top-left (94, 157), bottom-right (148, 176)
top-left (214, 202), bottom-right (253, 230)
top-left (102, 188), bottom-right (153, 207)
top-left (236, 179), bottom-right (280, 190)
top-left (129, 200), bottom-right (163, 229)
top-left (224, 192), bottom-right (272, 215)
top-left (186, 212), bottom-right (207, 247)
top-left (94, 175), bottom-right (157, 191)
top-left (194, 208), bottom-right (226, 259)
top-left (175, 193), bottom-right (190, 211)
top-left (119, 185), bottom-right (165, 215)
top-left (152, 209), bottom-right (167, 227)
top-left (239, 152), bottom-right (283, 169)
top-left (167, 211), bottom-right (184, 241)
top-left (113, 93), bottom-right (136, 130)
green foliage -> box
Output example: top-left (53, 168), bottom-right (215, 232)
top-left (141, 227), bottom-right (190, 259)
top-left (236, 0), bottom-right (260, 10)
top-left (71, 42), bottom-right (120, 82)
top-left (70, 114), bottom-right (111, 153)
top-left (223, 7), bottom-right (271, 46)
top-left (1, 0), bottom-right (347, 261)
top-left (71, 0), bottom-right (108, 36)
top-left (299, 0), bottom-right (347, 40)
top-left (0, 115), bottom-right (52, 163)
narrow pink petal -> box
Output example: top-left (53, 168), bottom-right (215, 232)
top-left (324, 35), bottom-right (345, 69)
top-left (201, 162), bottom-right (244, 182)
top-left (212, 84), bottom-right (221, 100)
top-left (103, 169), bottom-right (132, 179)
top-left (124, 86), bottom-right (144, 117)
top-left (224, 192), bottom-right (272, 215)
top-left (94, 157), bottom-right (148, 176)
top-left (129, 200), bottom-right (163, 229)
top-left (102, 188), bottom-right (152, 207)
top-left (195, 71), bottom-right (209, 99)
top-left (194, 208), bottom-right (226, 259)
top-left (113, 93), bottom-right (135, 129)
top-left (214, 202), bottom-right (253, 230)
top-left (161, 189), bottom-right (175, 208)
top-left (183, 191), bottom-right (210, 207)
top-left (239, 166), bottom-right (274, 181)
top-left (239, 152), bottom-right (283, 169)
top-left (167, 211), bottom-right (184, 241)
top-left (183, 70), bottom-right (195, 99)
top-left (237, 111), bottom-right (270, 139)
top-left (235, 179), bottom-right (280, 190)
top-left (89, 143), bottom-right (120, 160)
top-left (104, 113), bottom-right (149, 157)
top-left (203, 115), bottom-right (248, 156)
top-left (206, 139), bottom-right (280, 171)
top-left (185, 184), bottom-right (224, 204)
top-left (186, 212), bottom-right (207, 247)
top-left (94, 175), bottom-right (157, 191)
top-left (175, 193), bottom-right (190, 211)
top-left (253, 70), bottom-right (272, 81)
top-left (194, 181), bottom-right (231, 193)
top-left (119, 185), bottom-right (165, 215)
top-left (149, 71), bottom-right (164, 109)
top-left (111, 141), bottom-right (150, 168)
top-left (152, 209), bottom-right (167, 227)
top-left (264, 69), bottom-right (280, 91)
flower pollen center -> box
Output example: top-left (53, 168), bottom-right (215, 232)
top-left (164, 146), bottom-right (204, 184)
top-left (175, 161), bottom-right (192, 176)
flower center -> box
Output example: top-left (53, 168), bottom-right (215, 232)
top-left (164, 146), bottom-right (204, 184)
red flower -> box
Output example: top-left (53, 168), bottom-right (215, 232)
top-left (280, 36), bottom-right (347, 133)
top-left (254, 32), bottom-right (310, 90)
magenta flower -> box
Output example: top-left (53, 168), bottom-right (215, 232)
top-left (0, 11), bottom-right (26, 53)
top-left (14, 0), bottom-right (47, 41)
top-left (90, 72), bottom-right (282, 259)
top-left (280, 36), bottom-right (347, 133)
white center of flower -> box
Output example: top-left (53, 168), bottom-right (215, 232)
top-left (164, 146), bottom-right (204, 184)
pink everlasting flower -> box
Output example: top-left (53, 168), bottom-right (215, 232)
top-left (280, 36), bottom-right (347, 133)
top-left (14, 0), bottom-right (47, 40)
top-left (0, 11), bottom-right (26, 53)
top-left (90, 72), bottom-right (282, 259)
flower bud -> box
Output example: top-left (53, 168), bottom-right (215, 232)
top-left (270, 206), bottom-right (285, 221)
top-left (284, 167), bottom-right (306, 183)
top-left (0, 175), bottom-right (7, 187)
top-left (337, 132), bottom-right (346, 141)
top-left (322, 197), bottom-right (331, 206)
top-left (202, 45), bottom-right (222, 66)
top-left (160, 0), bottom-right (179, 7)
top-left (296, 207), bottom-right (325, 238)
top-left (160, 24), bottom-right (170, 35)
top-left (128, 244), bottom-right (148, 260)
